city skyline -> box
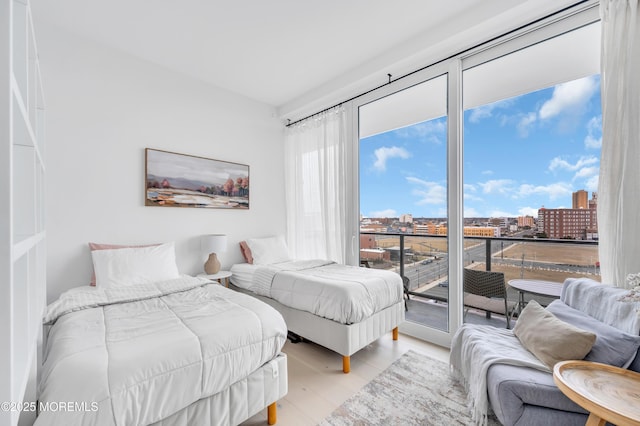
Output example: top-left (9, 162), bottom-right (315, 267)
top-left (360, 75), bottom-right (602, 219)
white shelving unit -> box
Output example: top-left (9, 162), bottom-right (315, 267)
top-left (1, 0), bottom-right (46, 424)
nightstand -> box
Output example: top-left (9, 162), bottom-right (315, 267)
top-left (197, 270), bottom-right (233, 287)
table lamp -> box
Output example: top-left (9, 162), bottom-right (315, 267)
top-left (201, 234), bottom-right (227, 274)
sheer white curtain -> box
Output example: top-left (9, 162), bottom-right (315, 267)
top-left (598, 0), bottom-right (640, 288)
top-left (284, 107), bottom-right (356, 263)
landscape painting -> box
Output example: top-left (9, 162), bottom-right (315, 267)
top-left (145, 148), bottom-right (249, 209)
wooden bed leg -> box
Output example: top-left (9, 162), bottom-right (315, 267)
top-left (342, 356), bottom-right (351, 374)
top-left (267, 402), bottom-right (277, 425)
top-left (392, 327), bottom-right (399, 341)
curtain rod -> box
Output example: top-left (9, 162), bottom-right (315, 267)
top-left (285, 0), bottom-right (590, 128)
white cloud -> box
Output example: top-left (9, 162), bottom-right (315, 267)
top-left (573, 166), bottom-right (599, 181)
top-left (481, 170), bottom-right (494, 175)
top-left (586, 175), bottom-right (599, 192)
top-left (394, 118), bottom-right (446, 144)
top-left (517, 112), bottom-right (537, 137)
top-left (548, 155), bottom-right (599, 172)
top-left (489, 210), bottom-right (515, 218)
top-left (585, 135), bottom-right (601, 149)
top-left (464, 184), bottom-right (483, 201)
top-left (464, 207), bottom-right (481, 217)
top-left (517, 182), bottom-right (573, 200)
top-left (406, 177), bottom-right (446, 205)
top-left (469, 105), bottom-right (493, 123)
top-left (478, 179), bottom-right (516, 195)
top-left (435, 208), bottom-right (448, 217)
top-left (373, 146), bottom-right (411, 172)
top-left (369, 209), bottom-right (397, 218)
top-left (584, 115), bottom-right (602, 149)
top-left (464, 194), bottom-right (484, 202)
top-left (412, 120), bottom-right (446, 136)
top-left (539, 76), bottom-right (599, 120)
top-left (468, 99), bottom-right (513, 123)
top-left (518, 207), bottom-right (540, 218)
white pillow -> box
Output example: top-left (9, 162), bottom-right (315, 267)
top-left (91, 242), bottom-right (180, 288)
top-left (245, 236), bottom-right (290, 265)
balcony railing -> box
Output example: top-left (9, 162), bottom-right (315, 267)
top-left (360, 231), bottom-right (600, 329)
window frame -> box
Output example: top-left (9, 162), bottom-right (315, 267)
top-left (351, 3), bottom-right (600, 346)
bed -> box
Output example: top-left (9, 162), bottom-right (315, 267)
top-left (35, 242), bottom-right (288, 426)
top-left (231, 237), bottom-right (405, 374)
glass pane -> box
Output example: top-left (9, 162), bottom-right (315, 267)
top-left (463, 26), bottom-right (601, 329)
top-left (359, 75), bottom-right (449, 332)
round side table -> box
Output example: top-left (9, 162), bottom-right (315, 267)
top-left (553, 360), bottom-right (640, 426)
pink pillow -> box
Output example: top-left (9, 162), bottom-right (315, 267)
top-left (239, 241), bottom-right (253, 264)
top-left (88, 242), bottom-right (159, 285)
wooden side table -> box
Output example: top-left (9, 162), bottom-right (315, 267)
top-left (197, 270), bottom-right (232, 287)
top-left (553, 360), bottom-right (640, 426)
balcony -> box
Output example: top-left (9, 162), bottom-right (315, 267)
top-left (360, 231), bottom-right (600, 330)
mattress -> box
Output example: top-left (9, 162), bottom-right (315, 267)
top-left (230, 260), bottom-right (403, 324)
top-left (36, 276), bottom-right (287, 426)
top-left (229, 262), bottom-right (256, 289)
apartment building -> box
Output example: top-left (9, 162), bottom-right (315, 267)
top-left (538, 192), bottom-right (598, 240)
top-left (414, 222), bottom-right (501, 237)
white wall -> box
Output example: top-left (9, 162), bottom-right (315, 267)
top-left (37, 23), bottom-right (286, 302)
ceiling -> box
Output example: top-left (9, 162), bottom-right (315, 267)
top-left (31, 0), bottom-right (584, 118)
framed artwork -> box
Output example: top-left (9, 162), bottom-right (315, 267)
top-left (145, 148), bottom-right (249, 209)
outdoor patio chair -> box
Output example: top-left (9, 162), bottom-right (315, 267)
top-left (402, 276), bottom-right (410, 311)
top-left (463, 269), bottom-right (516, 329)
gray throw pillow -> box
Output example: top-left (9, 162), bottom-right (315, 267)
top-left (546, 300), bottom-right (640, 368)
top-left (513, 300), bottom-right (596, 369)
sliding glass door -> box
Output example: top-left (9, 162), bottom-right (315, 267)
top-left (358, 71), bottom-right (455, 342)
top-left (353, 5), bottom-right (600, 346)
top-left (461, 22), bottom-right (601, 328)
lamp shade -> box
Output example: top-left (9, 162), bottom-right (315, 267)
top-left (201, 234), bottom-right (227, 255)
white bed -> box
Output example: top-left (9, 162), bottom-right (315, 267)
top-left (230, 259), bottom-right (405, 373)
top-left (35, 275), bottom-right (288, 426)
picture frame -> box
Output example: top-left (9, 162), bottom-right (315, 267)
top-left (145, 148), bottom-right (249, 209)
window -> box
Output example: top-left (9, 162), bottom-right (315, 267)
top-left (355, 6), bottom-right (600, 344)
top-left (359, 75), bottom-right (450, 332)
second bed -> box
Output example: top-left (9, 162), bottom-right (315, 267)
top-left (230, 259), bottom-right (405, 373)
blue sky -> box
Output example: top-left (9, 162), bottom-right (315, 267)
top-left (359, 75), bottom-right (602, 219)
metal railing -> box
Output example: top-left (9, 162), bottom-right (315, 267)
top-left (360, 231), bottom-right (600, 299)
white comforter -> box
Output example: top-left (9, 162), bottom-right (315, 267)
top-left (36, 276), bottom-right (287, 426)
top-left (247, 260), bottom-right (403, 324)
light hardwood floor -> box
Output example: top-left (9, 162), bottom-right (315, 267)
top-left (243, 333), bottom-right (450, 426)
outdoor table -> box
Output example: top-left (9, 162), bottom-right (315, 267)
top-left (507, 279), bottom-right (563, 314)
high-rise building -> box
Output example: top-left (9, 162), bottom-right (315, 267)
top-left (572, 189), bottom-right (588, 209)
top-left (538, 192), bottom-right (598, 240)
top-left (538, 209), bottom-right (597, 240)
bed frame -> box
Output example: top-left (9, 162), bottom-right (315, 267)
top-left (38, 286), bottom-right (288, 426)
top-left (151, 353), bottom-right (287, 426)
top-left (230, 283), bottom-right (405, 373)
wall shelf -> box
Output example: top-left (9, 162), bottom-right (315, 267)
top-left (1, 0), bottom-right (46, 425)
